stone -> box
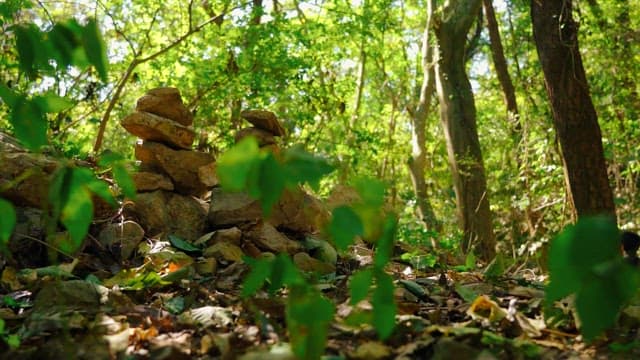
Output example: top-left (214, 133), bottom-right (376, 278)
top-left (198, 162), bottom-right (219, 187)
top-left (33, 280), bottom-right (105, 311)
top-left (240, 110), bottom-right (286, 136)
top-left (302, 236), bottom-right (338, 265)
top-left (207, 188), bottom-right (263, 228)
top-left (97, 221), bottom-right (145, 260)
top-left (270, 187), bottom-right (330, 234)
top-left (203, 242), bottom-right (245, 263)
top-left (121, 111), bottom-right (195, 150)
top-left (132, 171), bottom-right (174, 192)
top-left (234, 127), bottom-right (276, 147)
top-left (195, 257), bottom-right (218, 275)
top-left (193, 227), bottom-right (242, 247)
top-left (0, 152), bottom-right (59, 208)
top-left (293, 252), bottom-right (336, 275)
top-left (136, 88), bottom-right (193, 126)
top-left (126, 190), bottom-right (207, 242)
top-left (244, 222), bottom-right (301, 254)
top-left (135, 141), bottom-right (215, 197)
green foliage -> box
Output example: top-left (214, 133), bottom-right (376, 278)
top-left (218, 137), bottom-right (334, 215)
top-left (241, 254), bottom-right (330, 359)
top-left (0, 318), bottom-right (20, 350)
top-left (168, 234), bottom-right (202, 255)
top-left (545, 217), bottom-right (640, 341)
top-left (0, 198), bottom-right (16, 248)
top-left (48, 165), bottom-right (116, 253)
top-left (97, 151), bottom-right (137, 199)
top-left (327, 206), bottom-right (363, 251)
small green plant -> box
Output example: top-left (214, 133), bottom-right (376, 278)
top-left (218, 140), bottom-right (399, 358)
top-left (0, 319), bottom-right (20, 350)
top-left (545, 216), bottom-right (640, 341)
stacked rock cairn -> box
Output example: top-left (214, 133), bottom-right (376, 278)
top-left (115, 87), bottom-right (337, 276)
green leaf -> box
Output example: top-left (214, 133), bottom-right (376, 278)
top-left (112, 164), bottom-right (137, 199)
top-left (33, 93), bottom-right (74, 113)
top-left (168, 234), bottom-right (202, 254)
top-left (49, 22), bottom-right (78, 68)
top-left (372, 271), bottom-right (396, 339)
top-left (269, 254), bottom-right (303, 294)
top-left (0, 83), bottom-right (19, 107)
top-left (256, 153), bottom-right (286, 216)
top-left (14, 25), bottom-right (37, 77)
top-left (349, 269), bottom-right (372, 305)
top-left (328, 206), bottom-right (363, 251)
top-left (374, 214), bottom-right (397, 269)
top-left (241, 257), bottom-right (272, 298)
top-left (164, 296), bottom-right (185, 315)
top-left (60, 171), bottom-right (94, 251)
top-left (483, 253), bottom-right (506, 281)
top-left (545, 216), bottom-right (636, 341)
top-left (283, 145), bottom-right (334, 189)
top-left (354, 177), bottom-right (385, 207)
top-left (78, 167), bottom-right (117, 207)
top-left (0, 198), bottom-right (16, 246)
top-left (82, 18), bottom-right (108, 82)
top-left (217, 137), bottom-right (261, 192)
top-left (287, 287), bottom-right (335, 360)
top-left (10, 97), bottom-right (47, 150)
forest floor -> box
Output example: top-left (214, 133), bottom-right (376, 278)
top-left (1, 232), bottom-right (639, 360)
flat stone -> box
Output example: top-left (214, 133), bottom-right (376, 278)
top-left (121, 111), bottom-right (195, 150)
top-left (240, 110), bottom-right (286, 136)
top-left (135, 141), bottom-right (215, 197)
top-left (132, 171), bottom-right (174, 192)
top-left (234, 127), bottom-right (276, 146)
top-left (293, 252), bottom-right (336, 275)
top-left (136, 87), bottom-right (193, 126)
top-left (207, 188), bottom-right (263, 228)
top-left (203, 242), bottom-right (245, 263)
top-left (244, 222), bottom-right (301, 254)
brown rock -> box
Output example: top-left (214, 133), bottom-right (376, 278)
top-left (135, 141), bottom-right (215, 197)
top-left (121, 111), bottom-right (195, 150)
top-left (136, 88), bottom-right (193, 126)
top-left (132, 171), bottom-right (174, 192)
top-left (293, 252), bottom-right (336, 275)
top-left (193, 227), bottom-right (242, 247)
top-left (270, 187), bottom-right (330, 234)
top-left (244, 222), bottom-right (301, 254)
top-left (240, 110), bottom-right (286, 136)
top-left (197, 162), bottom-right (219, 187)
top-left (98, 221), bottom-right (145, 259)
top-left (234, 127), bottom-right (276, 147)
top-left (207, 187), bottom-right (263, 228)
top-left (0, 152), bottom-right (59, 208)
top-left (127, 190), bottom-right (206, 242)
top-left (203, 242), bottom-right (245, 263)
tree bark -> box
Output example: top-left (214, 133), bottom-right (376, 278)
top-left (433, 0), bottom-right (496, 260)
top-left (531, 0), bottom-right (615, 219)
top-left (482, 0), bottom-right (518, 125)
top-left (408, 0), bottom-right (441, 235)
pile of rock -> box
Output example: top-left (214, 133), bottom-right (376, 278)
top-left (114, 87), bottom-right (337, 275)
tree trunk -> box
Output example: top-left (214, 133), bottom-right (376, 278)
top-left (531, 0), bottom-right (615, 219)
top-left (408, 0), bottom-right (441, 235)
top-left (433, 0), bottom-right (496, 260)
top-left (482, 0), bottom-right (518, 125)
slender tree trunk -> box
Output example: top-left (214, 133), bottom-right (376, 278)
top-left (408, 0), bottom-right (441, 235)
top-left (482, 0), bottom-right (518, 125)
top-left (531, 0), bottom-right (615, 219)
top-left (434, 0), bottom-right (496, 260)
